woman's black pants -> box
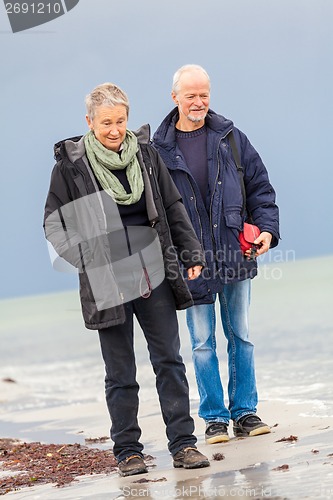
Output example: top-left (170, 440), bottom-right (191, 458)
top-left (98, 279), bottom-right (196, 463)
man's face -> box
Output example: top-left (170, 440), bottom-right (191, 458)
top-left (86, 105), bottom-right (128, 152)
top-left (172, 70), bottom-right (210, 130)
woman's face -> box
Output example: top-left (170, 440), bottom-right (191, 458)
top-left (86, 105), bottom-right (128, 152)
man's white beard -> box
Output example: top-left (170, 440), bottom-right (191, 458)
top-left (179, 103), bottom-right (207, 124)
top-left (187, 107), bottom-right (207, 123)
top-left (187, 113), bottom-right (206, 123)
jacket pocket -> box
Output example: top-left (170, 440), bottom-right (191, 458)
top-left (187, 274), bottom-right (213, 304)
top-left (224, 211), bottom-right (242, 231)
top-left (222, 211), bottom-right (243, 262)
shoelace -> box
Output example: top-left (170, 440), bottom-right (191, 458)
top-left (239, 415), bottom-right (261, 424)
top-left (124, 454), bottom-right (142, 463)
top-left (207, 423), bottom-right (227, 432)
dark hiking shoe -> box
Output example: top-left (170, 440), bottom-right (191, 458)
top-left (173, 447), bottom-right (210, 469)
top-left (118, 454), bottom-right (148, 477)
top-left (205, 422), bottom-right (229, 444)
top-left (233, 415), bottom-right (271, 437)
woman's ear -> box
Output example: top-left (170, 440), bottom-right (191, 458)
top-left (85, 114), bottom-right (93, 130)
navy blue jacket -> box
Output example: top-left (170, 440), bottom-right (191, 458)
top-left (153, 108), bottom-right (280, 304)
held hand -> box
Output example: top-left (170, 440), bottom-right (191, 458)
top-left (187, 265), bottom-right (203, 280)
top-left (245, 231), bottom-right (272, 259)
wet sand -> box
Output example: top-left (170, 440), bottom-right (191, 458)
top-left (1, 388), bottom-right (333, 499)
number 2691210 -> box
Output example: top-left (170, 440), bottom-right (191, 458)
top-left (5, 3), bottom-right (62, 14)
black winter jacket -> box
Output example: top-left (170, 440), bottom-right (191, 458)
top-left (44, 125), bottom-right (205, 330)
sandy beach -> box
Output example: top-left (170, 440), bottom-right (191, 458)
top-left (1, 255), bottom-right (333, 498)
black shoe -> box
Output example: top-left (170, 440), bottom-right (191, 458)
top-left (118, 454), bottom-right (148, 477)
top-left (205, 422), bottom-right (229, 444)
top-left (173, 447), bottom-right (210, 469)
top-left (233, 415), bottom-right (271, 437)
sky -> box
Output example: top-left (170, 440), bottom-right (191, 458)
top-left (0, 0), bottom-right (332, 299)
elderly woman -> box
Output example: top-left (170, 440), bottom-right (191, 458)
top-left (43, 83), bottom-right (210, 477)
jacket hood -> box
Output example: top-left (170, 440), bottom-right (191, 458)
top-left (133, 123), bottom-right (151, 143)
top-left (53, 124), bottom-right (152, 164)
top-left (153, 107), bottom-right (234, 152)
top-left (54, 136), bottom-right (84, 163)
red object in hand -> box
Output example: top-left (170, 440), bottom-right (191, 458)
top-left (239, 222), bottom-right (261, 255)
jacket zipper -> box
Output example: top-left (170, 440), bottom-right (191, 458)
top-left (149, 166), bottom-right (156, 228)
top-left (187, 177), bottom-right (204, 246)
top-left (208, 132), bottom-right (231, 257)
top-left (148, 166), bottom-right (159, 228)
top-left (209, 136), bottom-right (223, 250)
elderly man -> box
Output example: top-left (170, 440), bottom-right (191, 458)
top-left (153, 64), bottom-right (280, 444)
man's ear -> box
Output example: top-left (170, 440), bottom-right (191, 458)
top-left (171, 91), bottom-right (179, 105)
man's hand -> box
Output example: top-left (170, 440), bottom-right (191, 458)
top-left (245, 231), bottom-right (272, 259)
top-left (187, 265), bottom-right (203, 280)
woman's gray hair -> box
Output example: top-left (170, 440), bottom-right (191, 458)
top-left (85, 83), bottom-right (130, 120)
top-left (172, 64), bottom-right (210, 95)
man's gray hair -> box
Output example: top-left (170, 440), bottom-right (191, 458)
top-left (85, 83), bottom-right (130, 121)
top-left (172, 64), bottom-right (210, 95)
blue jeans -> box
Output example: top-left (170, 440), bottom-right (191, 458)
top-left (186, 279), bottom-right (258, 424)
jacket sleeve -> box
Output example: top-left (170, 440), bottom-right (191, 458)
top-left (149, 146), bottom-right (206, 269)
top-left (43, 162), bottom-right (92, 270)
top-left (236, 129), bottom-right (280, 248)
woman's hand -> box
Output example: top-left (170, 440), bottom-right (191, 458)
top-left (187, 265), bottom-right (203, 280)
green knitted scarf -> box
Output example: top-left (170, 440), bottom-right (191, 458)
top-left (84, 130), bottom-right (144, 205)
